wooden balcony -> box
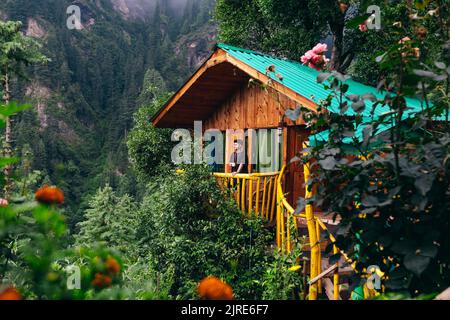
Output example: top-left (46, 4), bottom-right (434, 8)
top-left (213, 171), bottom-right (280, 224)
top-left (214, 165), bottom-right (355, 300)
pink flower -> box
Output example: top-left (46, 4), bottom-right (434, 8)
top-left (312, 43), bottom-right (328, 55)
top-left (311, 55), bottom-right (324, 65)
top-left (359, 21), bottom-right (368, 32)
top-left (301, 43), bottom-right (330, 71)
top-left (300, 50), bottom-right (315, 64)
top-left (0, 198), bottom-right (8, 206)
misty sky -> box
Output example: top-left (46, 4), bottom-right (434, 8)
top-left (122, 0), bottom-right (193, 11)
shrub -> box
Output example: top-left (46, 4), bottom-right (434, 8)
top-left (136, 165), bottom-right (273, 299)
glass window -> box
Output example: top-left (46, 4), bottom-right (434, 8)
top-left (255, 129), bottom-right (283, 173)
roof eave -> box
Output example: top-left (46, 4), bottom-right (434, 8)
top-left (151, 44), bottom-right (319, 128)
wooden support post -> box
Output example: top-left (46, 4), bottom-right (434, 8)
top-left (333, 245), bottom-right (340, 300)
top-left (303, 142), bottom-right (318, 300)
top-left (316, 219), bottom-right (322, 295)
top-left (303, 259), bottom-right (308, 300)
top-left (308, 264), bottom-right (338, 285)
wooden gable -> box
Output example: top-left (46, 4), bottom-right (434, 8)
top-left (151, 47), bottom-right (318, 129)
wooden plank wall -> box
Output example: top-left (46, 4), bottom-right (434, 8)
top-left (204, 81), bottom-right (312, 207)
top-left (204, 84), bottom-right (304, 131)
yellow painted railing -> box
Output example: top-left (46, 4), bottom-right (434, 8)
top-left (213, 171), bottom-right (280, 223)
top-left (276, 164), bottom-right (355, 300)
top-left (276, 165), bottom-right (301, 253)
top-left (214, 165), bottom-right (354, 300)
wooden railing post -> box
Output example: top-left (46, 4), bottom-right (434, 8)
top-left (276, 197), bottom-right (281, 249)
top-left (316, 218), bottom-right (322, 295)
top-left (333, 244), bottom-right (340, 300)
top-left (255, 178), bottom-right (261, 217)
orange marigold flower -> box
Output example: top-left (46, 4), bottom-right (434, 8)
top-left (35, 185), bottom-right (64, 205)
top-left (197, 276), bottom-right (234, 300)
top-left (0, 287), bottom-right (21, 300)
top-left (105, 256), bottom-right (121, 275)
top-left (91, 272), bottom-right (112, 288)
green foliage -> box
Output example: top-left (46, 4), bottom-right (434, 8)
top-left (136, 165), bottom-right (273, 299)
top-left (0, 0), bottom-right (216, 220)
top-left (0, 20), bottom-right (49, 79)
top-left (215, 0), bottom-right (365, 71)
top-left (0, 192), bottom-right (128, 299)
top-left (1, 170), bottom-right (169, 300)
top-left (136, 68), bottom-right (167, 107)
top-left (121, 257), bottom-right (174, 300)
top-left (349, 1), bottom-right (446, 85)
top-left (260, 245), bottom-right (305, 300)
top-left (0, 102), bottom-right (32, 187)
top-left (127, 92), bottom-right (174, 182)
top-left (290, 1), bottom-right (449, 296)
top-left (75, 185), bottom-right (138, 255)
top-left (376, 291), bottom-right (438, 300)
top-left (215, 0), bottom-right (324, 60)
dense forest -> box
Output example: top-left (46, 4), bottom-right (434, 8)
top-left (0, 0), bottom-right (448, 302)
top-left (0, 0), bottom-right (216, 227)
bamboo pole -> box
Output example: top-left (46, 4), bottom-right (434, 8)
top-left (316, 219), bottom-right (322, 294)
top-left (255, 178), bottom-right (261, 217)
top-left (241, 178), bottom-right (246, 212)
top-left (248, 179), bottom-right (253, 216)
top-left (276, 200), bottom-right (281, 248)
top-left (266, 178), bottom-right (273, 220)
top-left (303, 259), bottom-right (308, 300)
top-left (280, 205), bottom-right (285, 253)
top-left (261, 177), bottom-right (267, 218)
top-left (303, 142), bottom-right (319, 300)
top-left (270, 178), bottom-right (277, 222)
top-left (286, 210), bottom-right (291, 253)
top-left (333, 244), bottom-right (340, 300)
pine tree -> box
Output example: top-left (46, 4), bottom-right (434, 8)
top-left (136, 68), bottom-right (167, 107)
top-left (76, 185), bottom-right (138, 255)
top-left (0, 20), bottom-right (48, 198)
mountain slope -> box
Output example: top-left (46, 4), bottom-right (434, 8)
top-left (0, 0), bottom-right (216, 225)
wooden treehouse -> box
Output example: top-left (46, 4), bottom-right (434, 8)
top-left (151, 43), bottom-right (428, 300)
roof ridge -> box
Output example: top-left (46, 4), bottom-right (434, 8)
top-left (216, 42), bottom-right (301, 65)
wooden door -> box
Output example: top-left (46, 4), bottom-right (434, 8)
top-left (285, 126), bottom-right (309, 207)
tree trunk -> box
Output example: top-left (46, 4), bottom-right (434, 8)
top-left (329, 17), bottom-right (345, 73)
top-left (2, 71), bottom-right (13, 199)
top-left (330, 33), bottom-right (343, 71)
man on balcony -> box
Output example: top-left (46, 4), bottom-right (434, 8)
top-left (230, 139), bottom-right (248, 176)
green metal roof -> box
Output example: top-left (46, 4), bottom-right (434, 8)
top-left (217, 43), bottom-right (441, 145)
